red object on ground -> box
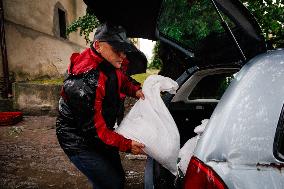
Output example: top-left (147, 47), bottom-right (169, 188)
top-left (0, 112), bottom-right (23, 126)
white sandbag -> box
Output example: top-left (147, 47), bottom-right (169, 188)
top-left (177, 119), bottom-right (209, 176)
top-left (177, 136), bottom-right (198, 177)
top-left (194, 119), bottom-right (208, 135)
top-left (116, 75), bottom-right (180, 175)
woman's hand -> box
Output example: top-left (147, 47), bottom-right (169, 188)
top-left (136, 89), bottom-right (145, 100)
top-left (131, 140), bottom-right (145, 155)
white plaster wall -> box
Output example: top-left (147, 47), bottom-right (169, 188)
top-left (3, 0), bottom-right (86, 46)
top-left (3, 0), bottom-right (89, 80)
top-left (5, 22), bottom-right (84, 80)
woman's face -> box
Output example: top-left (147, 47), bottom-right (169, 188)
top-left (95, 41), bottom-right (126, 69)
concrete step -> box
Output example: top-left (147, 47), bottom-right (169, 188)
top-left (13, 82), bottom-right (61, 116)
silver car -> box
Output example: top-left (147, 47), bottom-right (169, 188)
top-left (175, 49), bottom-right (284, 189)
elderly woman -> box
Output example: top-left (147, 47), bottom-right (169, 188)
top-left (56, 23), bottom-right (145, 189)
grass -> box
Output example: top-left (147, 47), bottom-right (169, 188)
top-left (28, 78), bottom-right (64, 85)
top-left (27, 69), bottom-right (160, 85)
top-left (131, 69), bottom-right (159, 84)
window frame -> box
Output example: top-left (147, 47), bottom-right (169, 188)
top-left (171, 67), bottom-right (239, 103)
top-left (273, 104), bottom-right (284, 162)
top-left (187, 72), bottom-right (235, 101)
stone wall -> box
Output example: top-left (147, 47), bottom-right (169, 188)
top-left (13, 82), bottom-right (61, 115)
top-left (12, 82), bottom-right (137, 116)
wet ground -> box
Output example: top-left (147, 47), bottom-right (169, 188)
top-left (0, 116), bottom-right (146, 189)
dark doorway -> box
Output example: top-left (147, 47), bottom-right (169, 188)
top-left (58, 8), bottom-right (67, 39)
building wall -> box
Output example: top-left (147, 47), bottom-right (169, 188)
top-left (2, 0), bottom-right (88, 81)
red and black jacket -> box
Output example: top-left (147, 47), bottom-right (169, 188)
top-left (56, 48), bottom-right (141, 155)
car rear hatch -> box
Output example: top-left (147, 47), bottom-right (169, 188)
top-left (84, 0), bottom-right (266, 66)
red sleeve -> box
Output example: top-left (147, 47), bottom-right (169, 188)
top-left (119, 71), bottom-right (141, 98)
top-left (68, 53), bottom-right (80, 74)
top-left (93, 73), bottom-right (132, 152)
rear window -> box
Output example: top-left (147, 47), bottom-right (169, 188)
top-left (273, 104), bottom-right (284, 161)
top-left (188, 73), bottom-right (234, 100)
top-left (158, 0), bottom-right (236, 52)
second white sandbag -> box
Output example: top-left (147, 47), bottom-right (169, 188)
top-left (177, 119), bottom-right (209, 176)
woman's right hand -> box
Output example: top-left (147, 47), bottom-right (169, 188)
top-left (131, 140), bottom-right (145, 155)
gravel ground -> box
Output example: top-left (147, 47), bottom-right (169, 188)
top-left (0, 116), bottom-right (146, 189)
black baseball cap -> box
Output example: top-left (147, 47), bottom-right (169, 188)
top-left (94, 23), bottom-right (139, 53)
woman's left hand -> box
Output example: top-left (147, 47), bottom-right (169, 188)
top-left (136, 89), bottom-right (145, 100)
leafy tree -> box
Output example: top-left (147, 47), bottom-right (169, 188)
top-left (158, 0), bottom-right (228, 50)
top-left (66, 10), bottom-right (100, 44)
top-left (66, 10), bottom-right (139, 46)
top-left (241, 0), bottom-right (284, 48)
top-left (148, 42), bottom-right (162, 69)
top-left (150, 0), bottom-right (283, 77)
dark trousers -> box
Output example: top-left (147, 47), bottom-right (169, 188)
top-left (68, 148), bottom-right (125, 189)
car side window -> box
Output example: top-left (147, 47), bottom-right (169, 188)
top-left (273, 104), bottom-right (284, 162)
top-left (188, 73), bottom-right (234, 100)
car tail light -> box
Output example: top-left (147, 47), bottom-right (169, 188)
top-left (183, 156), bottom-right (228, 189)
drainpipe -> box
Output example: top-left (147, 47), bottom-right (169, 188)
top-left (0, 0), bottom-right (10, 98)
